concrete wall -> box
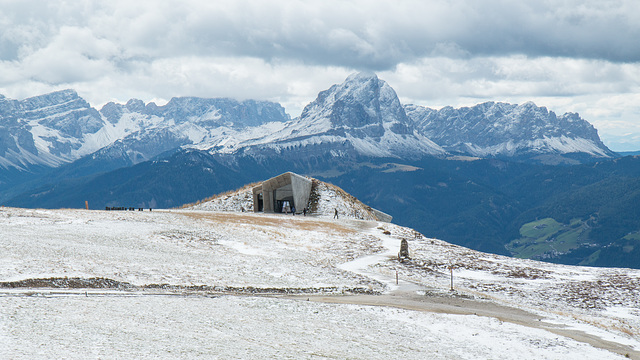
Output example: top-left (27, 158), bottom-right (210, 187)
top-left (289, 173), bottom-right (312, 213)
top-left (371, 208), bottom-right (393, 223)
top-left (253, 172), bottom-right (388, 220)
top-left (253, 172), bottom-right (312, 213)
top-left (252, 186), bottom-right (262, 213)
top-left (264, 188), bottom-right (274, 213)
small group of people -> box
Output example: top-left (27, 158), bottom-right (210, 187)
top-left (280, 202), bottom-right (340, 218)
top-left (283, 202), bottom-right (310, 216)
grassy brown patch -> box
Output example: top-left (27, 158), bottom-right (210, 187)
top-left (179, 211), bottom-right (355, 234)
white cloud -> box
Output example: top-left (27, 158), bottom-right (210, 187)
top-left (383, 55), bottom-right (640, 151)
top-left (19, 26), bottom-right (120, 84)
top-left (0, 0), bottom-right (639, 150)
top-left (384, 56), bottom-right (640, 105)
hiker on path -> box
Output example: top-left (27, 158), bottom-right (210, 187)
top-left (334, 208), bottom-right (339, 219)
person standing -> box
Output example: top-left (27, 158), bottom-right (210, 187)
top-left (334, 208), bottom-right (339, 219)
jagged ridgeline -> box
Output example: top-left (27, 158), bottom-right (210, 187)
top-left (0, 72), bottom-right (613, 177)
top-left (405, 101), bottom-right (616, 165)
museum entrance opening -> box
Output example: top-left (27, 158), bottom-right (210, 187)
top-left (252, 172), bottom-right (312, 215)
top-left (273, 184), bottom-right (295, 213)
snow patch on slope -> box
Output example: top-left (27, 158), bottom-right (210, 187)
top-left (465, 136), bottom-right (611, 157)
top-left (186, 183), bottom-right (257, 212)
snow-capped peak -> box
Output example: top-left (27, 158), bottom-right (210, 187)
top-left (405, 101), bottom-right (614, 163)
top-left (242, 72), bottom-right (445, 160)
top-left (0, 75), bottom-right (614, 172)
top-left (0, 91), bottom-right (290, 170)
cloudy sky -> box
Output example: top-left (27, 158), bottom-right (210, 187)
top-left (1, 0), bottom-right (639, 150)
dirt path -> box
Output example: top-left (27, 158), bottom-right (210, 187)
top-left (2, 284), bottom-right (637, 358)
top-left (316, 222), bottom-right (640, 359)
top-left (300, 290), bottom-right (639, 359)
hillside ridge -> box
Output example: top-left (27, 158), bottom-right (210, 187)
top-left (185, 176), bottom-right (384, 221)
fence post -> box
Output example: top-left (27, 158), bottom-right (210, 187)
top-left (449, 264), bottom-right (454, 291)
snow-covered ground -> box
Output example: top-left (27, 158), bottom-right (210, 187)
top-left (1, 206), bottom-right (639, 359)
top-left (0, 208), bottom-right (380, 290)
top-left (0, 295), bottom-right (623, 360)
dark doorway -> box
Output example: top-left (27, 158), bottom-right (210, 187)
top-left (257, 193), bottom-right (263, 212)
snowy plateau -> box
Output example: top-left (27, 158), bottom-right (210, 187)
top-left (1, 182), bottom-right (639, 359)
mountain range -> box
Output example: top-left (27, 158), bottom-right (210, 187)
top-left (0, 72), bottom-right (613, 176)
top-left (405, 101), bottom-right (615, 165)
top-left (2, 72), bottom-right (638, 269)
top-left (0, 89), bottom-right (290, 172)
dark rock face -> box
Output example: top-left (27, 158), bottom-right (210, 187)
top-left (405, 101), bottom-right (614, 162)
top-left (0, 90), bottom-right (290, 171)
top-left (270, 72), bottom-right (444, 160)
top-left (102, 97), bottom-right (291, 129)
top-left (0, 90), bottom-right (104, 169)
top-left (301, 72), bottom-right (413, 137)
top-left (100, 102), bottom-right (124, 124)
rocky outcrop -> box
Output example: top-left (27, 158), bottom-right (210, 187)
top-left (0, 90), bottom-right (289, 170)
top-left (231, 72), bottom-right (445, 161)
top-left (405, 101), bottom-right (615, 164)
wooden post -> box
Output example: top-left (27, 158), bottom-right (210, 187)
top-left (85, 201), bottom-right (89, 210)
top-left (396, 270), bottom-right (399, 285)
top-left (449, 264), bottom-right (454, 291)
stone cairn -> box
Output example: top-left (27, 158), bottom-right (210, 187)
top-left (398, 238), bottom-right (409, 261)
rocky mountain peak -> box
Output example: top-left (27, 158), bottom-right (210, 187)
top-left (21, 89), bottom-right (85, 111)
top-left (405, 101), bottom-right (614, 163)
top-left (244, 72), bottom-right (444, 160)
top-left (300, 72), bottom-right (412, 136)
top-left (125, 99), bottom-right (146, 113)
top-left (0, 89), bottom-right (105, 169)
top-left (0, 74), bottom-right (617, 173)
